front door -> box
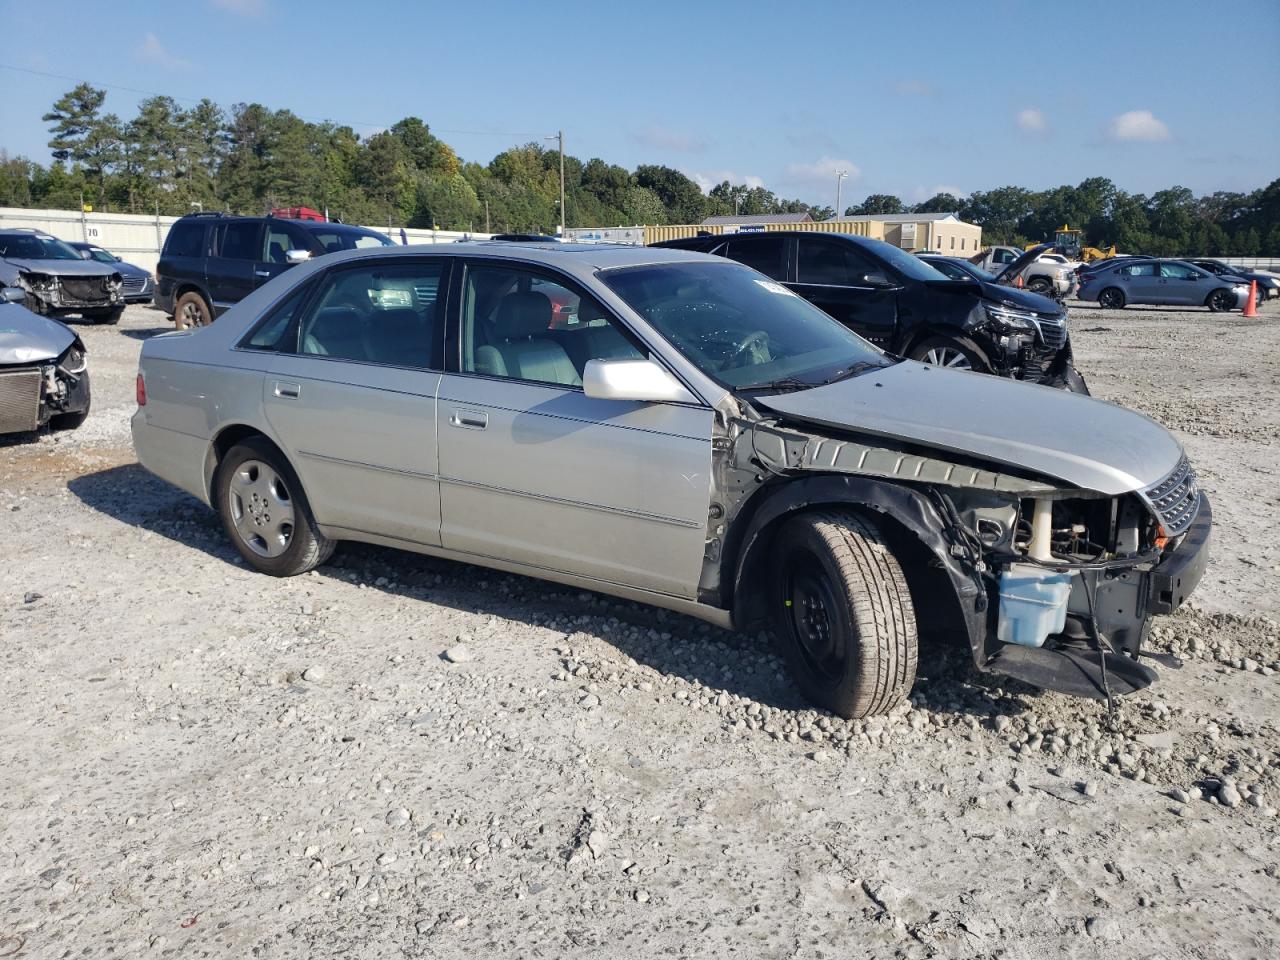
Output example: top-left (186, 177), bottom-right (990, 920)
top-left (435, 260), bottom-right (714, 599)
top-left (1157, 261), bottom-right (1205, 305)
top-left (260, 257), bottom-right (449, 545)
top-left (789, 236), bottom-right (899, 348)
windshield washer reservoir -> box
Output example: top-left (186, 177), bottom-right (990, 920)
top-left (997, 563), bottom-right (1072, 648)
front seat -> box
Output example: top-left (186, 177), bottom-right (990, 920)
top-left (302, 307), bottom-right (367, 360)
top-left (476, 291), bottom-right (581, 386)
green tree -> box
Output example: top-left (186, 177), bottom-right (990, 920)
top-left (43, 84), bottom-right (107, 163)
top-left (634, 165), bottom-right (707, 223)
top-left (849, 194), bottom-right (904, 215)
top-left (913, 192), bottom-right (964, 214)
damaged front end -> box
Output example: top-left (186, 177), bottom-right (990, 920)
top-left (0, 298), bottom-right (92, 434)
top-left (708, 408), bottom-right (1210, 704)
top-left (18, 270), bottom-right (123, 314)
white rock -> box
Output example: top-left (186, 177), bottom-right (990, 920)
top-left (444, 644), bottom-right (475, 664)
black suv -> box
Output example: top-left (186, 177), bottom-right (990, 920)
top-left (652, 231), bottom-right (1085, 391)
top-left (156, 214), bottom-right (394, 328)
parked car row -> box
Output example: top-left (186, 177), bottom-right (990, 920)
top-left (0, 229), bottom-right (126, 324)
top-left (1077, 257), bottom-right (1252, 311)
top-left (653, 232), bottom-right (1089, 392)
top-left (132, 240), bottom-right (1209, 719)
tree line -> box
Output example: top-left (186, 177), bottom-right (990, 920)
top-left (1, 83), bottom-right (1276, 255)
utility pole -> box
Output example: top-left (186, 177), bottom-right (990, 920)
top-left (835, 170), bottom-right (849, 218)
top-left (546, 130), bottom-right (565, 236)
top-left (485, 199), bottom-right (491, 233)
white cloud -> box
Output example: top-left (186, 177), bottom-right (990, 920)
top-left (1108, 109), bottom-right (1171, 142)
top-left (1016, 108), bottom-right (1046, 133)
top-left (781, 156), bottom-right (861, 191)
top-left (893, 80), bottom-right (936, 97)
top-left (632, 125), bottom-right (708, 153)
top-left (136, 33), bottom-right (190, 70)
top-left (687, 170), bottom-right (766, 193)
top-left (211, 0), bottom-right (266, 15)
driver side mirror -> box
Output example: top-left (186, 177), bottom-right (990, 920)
top-left (1, 286), bottom-right (25, 303)
top-left (583, 358), bottom-right (697, 405)
top-left (285, 249), bottom-right (312, 265)
top-left (79, 248), bottom-right (93, 259)
top-left (861, 271), bottom-right (894, 288)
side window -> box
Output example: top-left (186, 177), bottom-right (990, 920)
top-left (797, 240), bottom-right (874, 286)
top-left (1121, 262), bottom-right (1157, 277)
top-left (218, 222), bottom-right (261, 261)
top-left (264, 224), bottom-right (302, 264)
top-left (461, 264), bottom-right (643, 388)
top-left (241, 285), bottom-right (310, 352)
top-left (165, 221), bottom-right (206, 258)
top-left (295, 262), bottom-right (444, 368)
top-left (725, 236), bottom-right (786, 279)
top-left (1159, 262), bottom-right (1197, 280)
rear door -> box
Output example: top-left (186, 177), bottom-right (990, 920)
top-left (157, 219), bottom-right (209, 308)
top-left (1114, 261), bottom-right (1158, 303)
top-left (434, 258), bottom-right (714, 599)
top-left (789, 235), bottom-right (898, 347)
top-left (209, 220), bottom-right (264, 313)
top-left (258, 256), bottom-right (450, 545)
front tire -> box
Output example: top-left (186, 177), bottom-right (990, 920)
top-left (908, 335), bottom-right (990, 373)
top-left (1027, 277), bottom-right (1052, 296)
top-left (1206, 288), bottom-right (1236, 313)
top-left (1098, 287), bottom-right (1125, 309)
top-left (215, 438), bottom-right (334, 576)
top-left (773, 510), bottom-right (918, 718)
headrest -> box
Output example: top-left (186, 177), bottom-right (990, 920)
top-left (494, 291), bottom-right (552, 338)
top-left (309, 307), bottom-right (361, 338)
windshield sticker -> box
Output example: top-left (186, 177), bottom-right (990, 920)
top-left (753, 279), bottom-right (797, 297)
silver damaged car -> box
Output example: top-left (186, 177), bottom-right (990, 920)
top-left (0, 286), bottom-right (91, 434)
top-left (131, 243), bottom-right (1210, 718)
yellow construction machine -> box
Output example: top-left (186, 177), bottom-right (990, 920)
top-left (1026, 225), bottom-right (1116, 262)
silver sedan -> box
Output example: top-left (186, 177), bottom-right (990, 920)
top-left (133, 242), bottom-right (1208, 717)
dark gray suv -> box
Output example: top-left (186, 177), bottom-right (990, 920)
top-left (155, 213), bottom-right (394, 329)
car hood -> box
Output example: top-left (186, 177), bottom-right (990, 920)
top-left (2, 257), bottom-right (119, 278)
top-left (754, 361), bottom-right (1183, 496)
top-left (112, 260), bottom-right (150, 279)
top-left (993, 243), bottom-right (1055, 285)
top-left (0, 300), bottom-right (77, 363)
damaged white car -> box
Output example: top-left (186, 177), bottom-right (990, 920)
top-left (131, 243), bottom-right (1209, 717)
top-left (0, 286), bottom-right (91, 434)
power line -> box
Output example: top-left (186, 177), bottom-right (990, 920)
top-left (0, 62), bottom-right (539, 140)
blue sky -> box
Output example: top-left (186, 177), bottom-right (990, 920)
top-left (2, 0), bottom-right (1277, 208)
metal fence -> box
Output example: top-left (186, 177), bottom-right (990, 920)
top-left (0, 206), bottom-right (491, 273)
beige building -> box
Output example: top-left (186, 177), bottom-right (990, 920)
top-left (818, 212), bottom-right (982, 254)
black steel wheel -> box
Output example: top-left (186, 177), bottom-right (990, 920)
top-left (1098, 287), bottom-right (1125, 309)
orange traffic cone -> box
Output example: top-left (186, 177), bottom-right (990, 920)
top-left (1243, 280), bottom-right (1258, 318)
top-left (1014, 274), bottom-right (1024, 288)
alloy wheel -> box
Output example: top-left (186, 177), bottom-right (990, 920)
top-left (228, 459), bottom-right (295, 558)
top-left (922, 346), bottom-right (973, 370)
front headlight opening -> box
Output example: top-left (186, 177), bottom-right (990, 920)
top-left (985, 303), bottom-right (1039, 334)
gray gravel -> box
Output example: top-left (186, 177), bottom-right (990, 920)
top-left (1, 300), bottom-right (1278, 958)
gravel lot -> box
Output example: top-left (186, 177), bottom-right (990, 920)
top-left (2, 299), bottom-right (1278, 959)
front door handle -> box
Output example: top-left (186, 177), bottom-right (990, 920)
top-left (273, 381), bottom-right (301, 399)
top-left (449, 409), bottom-right (488, 430)
top-left (255, 270), bottom-right (271, 278)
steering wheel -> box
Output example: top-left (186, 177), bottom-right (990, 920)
top-left (726, 330), bottom-right (771, 368)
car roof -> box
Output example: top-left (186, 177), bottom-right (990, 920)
top-left (279, 241), bottom-right (727, 284)
top-left (175, 214), bottom-right (382, 234)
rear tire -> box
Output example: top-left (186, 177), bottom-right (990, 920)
top-left (1098, 287), bottom-right (1125, 309)
top-left (908, 335), bottom-right (990, 373)
top-left (772, 510), bottom-right (918, 719)
top-left (174, 291), bottom-right (212, 330)
top-left (215, 438), bottom-right (334, 576)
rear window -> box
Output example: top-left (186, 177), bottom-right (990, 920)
top-left (165, 222), bottom-right (206, 258)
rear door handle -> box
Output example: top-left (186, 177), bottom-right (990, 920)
top-left (273, 381), bottom-right (301, 399)
top-left (449, 409), bottom-right (488, 430)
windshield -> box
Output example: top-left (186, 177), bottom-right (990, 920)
top-left (88, 247), bottom-right (119, 263)
top-left (0, 234), bottom-right (83, 261)
top-left (864, 238), bottom-right (951, 282)
top-left (602, 261), bottom-right (888, 390)
top-left (309, 229), bottom-right (395, 253)
top-left (925, 258), bottom-right (991, 282)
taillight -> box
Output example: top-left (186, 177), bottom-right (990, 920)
top-left (136, 372), bottom-right (147, 406)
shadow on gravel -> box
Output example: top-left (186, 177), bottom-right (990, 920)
top-left (119, 326), bottom-right (176, 341)
top-left (68, 464), bottom-right (1014, 718)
